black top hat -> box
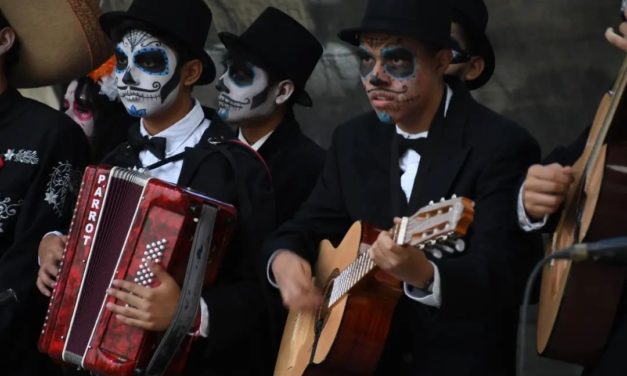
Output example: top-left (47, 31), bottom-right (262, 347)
top-left (218, 7), bottom-right (323, 107)
top-left (99, 0), bottom-right (216, 85)
top-left (450, 0), bottom-right (495, 90)
top-left (339, 0), bottom-right (452, 48)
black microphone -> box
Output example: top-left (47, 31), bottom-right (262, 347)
top-left (551, 236), bottom-right (627, 262)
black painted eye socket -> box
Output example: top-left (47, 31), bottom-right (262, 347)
top-left (357, 50), bottom-right (375, 77)
top-left (228, 63), bottom-right (255, 86)
top-left (382, 48), bottom-right (415, 78)
top-left (134, 50), bottom-right (168, 74)
top-left (115, 49), bottom-right (128, 71)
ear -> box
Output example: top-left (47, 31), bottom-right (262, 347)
top-left (180, 59), bottom-right (203, 87)
top-left (0, 27), bottom-right (16, 57)
top-left (463, 56), bottom-right (486, 82)
top-left (434, 49), bottom-right (453, 75)
top-left (275, 79), bottom-right (295, 105)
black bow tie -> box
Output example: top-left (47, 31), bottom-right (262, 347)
top-left (397, 135), bottom-right (427, 157)
top-left (129, 133), bottom-right (167, 160)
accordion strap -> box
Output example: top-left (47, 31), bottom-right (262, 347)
top-left (144, 204), bottom-right (218, 376)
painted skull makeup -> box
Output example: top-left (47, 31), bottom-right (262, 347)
top-left (63, 80), bottom-right (95, 138)
top-left (216, 59), bottom-right (277, 123)
top-left (358, 34), bottom-right (442, 125)
top-left (115, 29), bottom-right (180, 118)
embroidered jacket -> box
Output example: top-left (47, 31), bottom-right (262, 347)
top-left (0, 88), bottom-right (89, 374)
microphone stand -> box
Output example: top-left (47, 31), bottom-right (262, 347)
top-left (516, 238), bottom-right (627, 376)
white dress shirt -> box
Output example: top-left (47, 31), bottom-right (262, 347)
top-left (139, 99), bottom-right (211, 337)
top-left (238, 129), bottom-right (273, 151)
top-left (138, 100), bottom-right (209, 183)
top-left (400, 85), bottom-right (452, 308)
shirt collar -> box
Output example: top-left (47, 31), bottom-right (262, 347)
top-left (396, 84), bottom-right (452, 139)
top-left (238, 129), bottom-right (274, 151)
top-left (139, 99), bottom-right (207, 154)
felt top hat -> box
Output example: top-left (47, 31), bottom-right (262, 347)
top-left (0, 0), bottom-right (113, 88)
top-left (218, 7), bottom-right (323, 107)
top-left (451, 0), bottom-right (495, 90)
top-left (338, 0), bottom-right (452, 48)
top-left (100, 0), bottom-right (216, 85)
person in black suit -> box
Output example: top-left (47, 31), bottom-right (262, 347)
top-left (216, 6), bottom-right (325, 226)
top-left (265, 0), bottom-right (540, 375)
top-left (36, 0), bottom-right (276, 374)
top-left (517, 12), bottom-right (627, 376)
top-left (216, 8), bottom-right (326, 373)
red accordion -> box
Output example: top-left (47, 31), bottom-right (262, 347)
top-left (39, 165), bottom-right (236, 375)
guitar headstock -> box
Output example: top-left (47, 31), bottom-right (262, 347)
top-left (395, 196), bottom-right (474, 256)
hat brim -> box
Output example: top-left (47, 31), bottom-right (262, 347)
top-left (100, 12), bottom-right (216, 85)
top-left (219, 32), bottom-right (313, 107)
top-left (1, 0), bottom-right (113, 88)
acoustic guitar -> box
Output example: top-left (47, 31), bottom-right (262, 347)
top-left (537, 55), bottom-right (627, 365)
top-left (274, 196), bottom-right (474, 376)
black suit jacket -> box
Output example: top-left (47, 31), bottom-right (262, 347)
top-left (102, 108), bottom-right (277, 375)
top-left (257, 111), bottom-right (325, 226)
top-left (264, 83), bottom-right (541, 375)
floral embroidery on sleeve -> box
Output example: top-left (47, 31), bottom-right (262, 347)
top-left (4, 149), bottom-right (39, 165)
top-left (0, 196), bottom-right (23, 233)
top-left (44, 161), bottom-right (80, 217)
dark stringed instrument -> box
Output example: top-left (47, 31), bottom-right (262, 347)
top-left (274, 197), bottom-right (474, 376)
top-left (537, 52), bottom-right (627, 365)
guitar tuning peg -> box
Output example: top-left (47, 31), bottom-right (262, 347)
top-left (440, 197), bottom-right (445, 202)
top-left (429, 200), bottom-right (434, 205)
top-left (431, 249), bottom-right (443, 259)
top-left (452, 194), bottom-right (457, 198)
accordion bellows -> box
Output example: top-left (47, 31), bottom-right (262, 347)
top-left (39, 165), bottom-right (236, 375)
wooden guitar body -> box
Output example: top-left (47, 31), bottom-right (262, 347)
top-left (537, 61), bottom-right (627, 365)
top-left (274, 221), bottom-right (402, 376)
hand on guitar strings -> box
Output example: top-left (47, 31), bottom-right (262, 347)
top-left (106, 262), bottom-right (180, 331)
top-left (271, 250), bottom-right (322, 311)
top-left (605, 7), bottom-right (627, 52)
top-left (369, 218), bottom-right (435, 289)
top-left (522, 163), bottom-right (574, 221)
top-left (36, 233), bottom-right (67, 297)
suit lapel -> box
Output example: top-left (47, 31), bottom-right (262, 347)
top-left (177, 108), bottom-right (235, 186)
top-left (406, 85), bottom-right (472, 215)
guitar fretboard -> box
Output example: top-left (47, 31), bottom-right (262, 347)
top-left (328, 245), bottom-right (374, 307)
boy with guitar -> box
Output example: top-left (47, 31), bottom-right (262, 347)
top-left (266, 0), bottom-right (540, 374)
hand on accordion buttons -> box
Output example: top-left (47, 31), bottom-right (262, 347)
top-left (106, 262), bottom-right (180, 331)
top-left (36, 233), bottom-right (67, 297)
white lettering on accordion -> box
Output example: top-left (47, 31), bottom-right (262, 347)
top-left (82, 174), bottom-right (108, 246)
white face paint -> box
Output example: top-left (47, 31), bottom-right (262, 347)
top-left (216, 59), bottom-right (277, 123)
top-left (114, 29), bottom-right (180, 118)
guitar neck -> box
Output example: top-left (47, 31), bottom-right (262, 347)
top-left (328, 248), bottom-right (376, 308)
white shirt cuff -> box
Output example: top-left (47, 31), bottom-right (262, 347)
top-left (266, 250), bottom-right (281, 288)
top-left (403, 261), bottom-right (441, 308)
top-left (199, 298), bottom-right (209, 338)
top-left (517, 186), bottom-right (548, 232)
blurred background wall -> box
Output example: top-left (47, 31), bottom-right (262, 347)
top-left (99, 1), bottom-right (626, 374)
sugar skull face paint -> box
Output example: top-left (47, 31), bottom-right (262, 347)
top-left (114, 29), bottom-right (180, 118)
top-left (63, 80), bottom-right (95, 138)
top-left (358, 33), bottom-right (443, 125)
top-left (216, 58), bottom-right (277, 123)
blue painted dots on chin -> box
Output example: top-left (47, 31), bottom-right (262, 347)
top-left (376, 111), bottom-right (394, 124)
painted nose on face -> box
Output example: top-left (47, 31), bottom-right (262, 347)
top-left (215, 77), bottom-right (229, 94)
top-left (369, 74), bottom-right (387, 87)
top-left (122, 70), bottom-right (139, 86)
